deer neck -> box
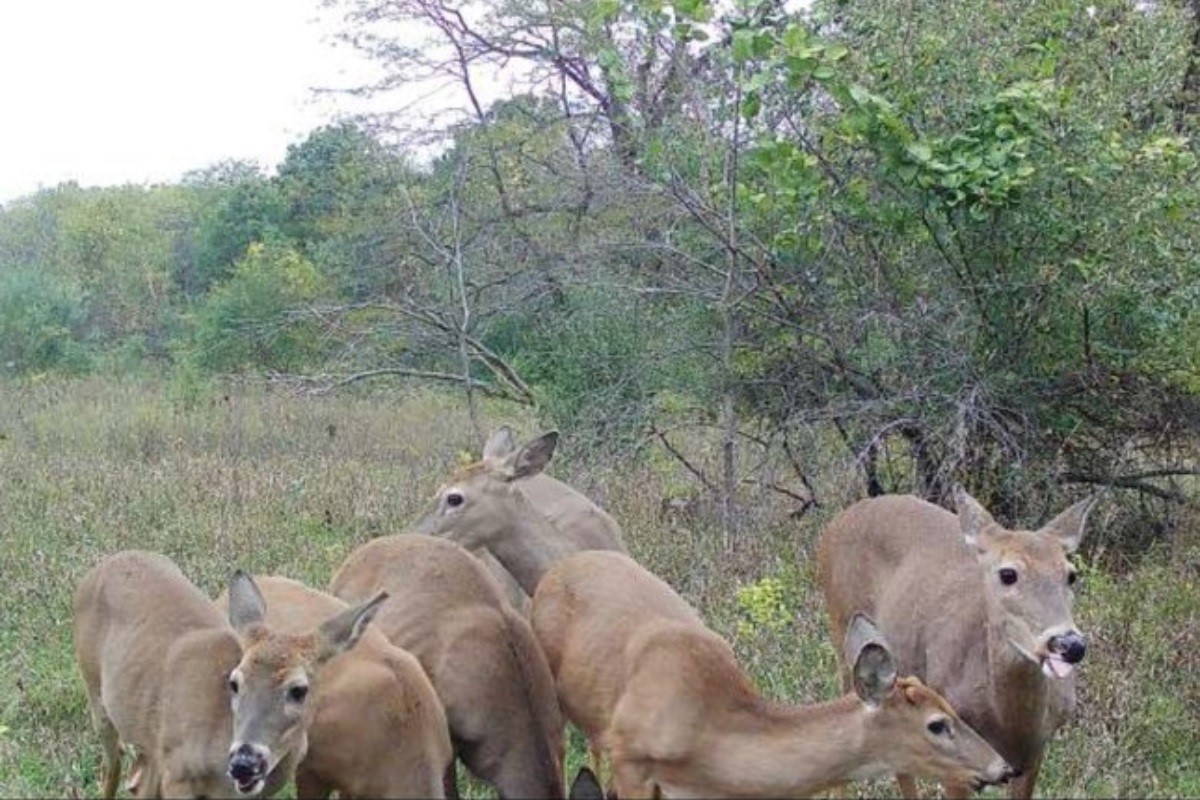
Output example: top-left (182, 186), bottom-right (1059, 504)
top-left (983, 604), bottom-right (1053, 755)
top-left (488, 493), bottom-right (570, 595)
top-left (714, 695), bottom-right (874, 796)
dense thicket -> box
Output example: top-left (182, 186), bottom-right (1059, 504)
top-left (2, 0), bottom-right (1197, 549)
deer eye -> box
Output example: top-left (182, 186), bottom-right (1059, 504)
top-left (287, 684), bottom-right (309, 703)
top-left (445, 491), bottom-right (464, 509)
top-left (927, 718), bottom-right (950, 736)
top-left (1067, 569), bottom-right (1079, 586)
top-left (228, 676), bottom-right (240, 695)
top-left (998, 568), bottom-right (1018, 586)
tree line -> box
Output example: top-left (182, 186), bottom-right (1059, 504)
top-left (2, 0), bottom-right (1198, 549)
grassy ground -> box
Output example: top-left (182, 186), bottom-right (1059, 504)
top-left (0, 377), bottom-right (1196, 798)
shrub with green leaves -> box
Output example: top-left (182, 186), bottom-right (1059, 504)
top-left (0, 268), bottom-right (90, 374)
top-left (183, 241), bottom-right (329, 373)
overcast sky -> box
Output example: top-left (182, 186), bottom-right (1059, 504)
top-left (0, 0), bottom-right (384, 204)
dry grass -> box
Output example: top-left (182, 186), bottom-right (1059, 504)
top-left (0, 377), bottom-right (1196, 797)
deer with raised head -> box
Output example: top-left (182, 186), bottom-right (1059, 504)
top-left (816, 486), bottom-right (1097, 799)
top-left (224, 570), bottom-right (387, 796)
top-left (73, 551), bottom-right (380, 798)
top-left (411, 429), bottom-right (626, 599)
top-left (215, 575), bottom-right (453, 799)
top-left (330, 534), bottom-right (566, 799)
top-left (531, 550), bottom-right (1014, 799)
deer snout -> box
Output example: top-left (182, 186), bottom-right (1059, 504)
top-left (228, 743), bottom-right (269, 796)
top-left (978, 758), bottom-right (1018, 789)
top-left (1048, 631), bottom-right (1087, 664)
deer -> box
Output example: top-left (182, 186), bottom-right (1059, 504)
top-left (530, 550), bottom-right (1014, 799)
top-left (329, 533), bottom-right (566, 799)
top-left (73, 551), bottom-right (382, 798)
top-left (410, 428), bottom-right (626, 600)
top-left (214, 575), bottom-right (453, 799)
top-left (816, 485), bottom-right (1098, 799)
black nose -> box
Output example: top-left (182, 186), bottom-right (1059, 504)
top-left (1051, 632), bottom-right (1087, 664)
top-left (228, 746), bottom-right (264, 782)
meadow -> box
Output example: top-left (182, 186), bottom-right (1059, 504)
top-left (0, 377), bottom-right (1196, 798)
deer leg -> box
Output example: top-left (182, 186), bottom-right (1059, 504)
top-left (895, 774), bottom-right (921, 799)
top-left (442, 759), bottom-right (461, 800)
top-left (588, 742), bottom-right (608, 789)
top-left (943, 779), bottom-right (972, 799)
top-left (93, 712), bottom-right (121, 799)
top-left (1008, 751), bottom-right (1043, 800)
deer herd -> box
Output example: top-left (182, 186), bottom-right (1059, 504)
top-left (73, 427), bottom-right (1098, 799)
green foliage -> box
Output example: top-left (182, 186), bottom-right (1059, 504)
top-left (186, 167), bottom-right (285, 297)
top-left (486, 288), bottom-right (715, 441)
top-left (0, 269), bottom-right (90, 374)
top-left (734, 576), bottom-right (793, 639)
top-left (183, 241), bottom-right (330, 373)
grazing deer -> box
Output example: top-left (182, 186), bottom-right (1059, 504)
top-left (330, 534), bottom-right (566, 799)
top-left (531, 551), bottom-right (1013, 799)
top-left (411, 428), bottom-right (626, 598)
top-left (74, 551), bottom-right (262, 798)
top-left (214, 575), bottom-right (453, 799)
top-left (72, 552), bottom-right (286, 797)
top-left (816, 486), bottom-right (1097, 799)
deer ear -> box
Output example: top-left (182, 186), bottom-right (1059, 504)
top-left (315, 591), bottom-right (388, 662)
top-left (954, 484), bottom-right (996, 550)
top-left (568, 766), bottom-right (605, 800)
top-left (1040, 496), bottom-right (1098, 554)
top-left (228, 570), bottom-right (267, 634)
top-left (845, 613), bottom-right (897, 707)
top-left (482, 426), bottom-right (518, 461)
top-left (496, 431), bottom-right (559, 481)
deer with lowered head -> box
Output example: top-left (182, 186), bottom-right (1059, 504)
top-left (330, 533), bottom-right (567, 799)
top-left (531, 550), bottom-right (1014, 799)
top-left (816, 485), bottom-right (1098, 799)
top-left (410, 428), bottom-right (626, 601)
top-left (73, 551), bottom-right (384, 798)
top-left (214, 575), bottom-right (453, 799)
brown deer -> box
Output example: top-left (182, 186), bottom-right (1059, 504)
top-left (411, 429), bottom-right (625, 598)
top-left (330, 534), bottom-right (566, 799)
top-left (531, 550), bottom-right (1014, 799)
top-left (224, 570), bottom-right (387, 796)
top-left (214, 575), bottom-right (453, 799)
top-left (73, 551), bottom-right (380, 798)
top-left (816, 486), bottom-right (1097, 799)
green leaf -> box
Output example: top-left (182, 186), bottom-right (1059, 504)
top-left (732, 29), bottom-right (756, 62)
top-left (741, 91), bottom-right (762, 120)
top-left (905, 142), bottom-right (933, 163)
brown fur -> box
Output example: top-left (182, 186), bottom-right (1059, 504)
top-left (816, 490), bottom-right (1095, 799)
top-left (531, 551), bottom-right (1011, 799)
top-left (215, 576), bottom-right (452, 799)
top-left (411, 429), bottom-right (626, 601)
top-left (330, 534), bottom-right (566, 799)
top-left (72, 550), bottom-right (292, 799)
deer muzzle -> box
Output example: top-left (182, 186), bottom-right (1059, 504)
top-left (227, 742), bottom-right (269, 796)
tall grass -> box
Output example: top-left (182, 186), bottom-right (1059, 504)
top-left (0, 378), bottom-right (1196, 797)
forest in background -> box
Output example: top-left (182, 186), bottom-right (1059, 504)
top-left (2, 0), bottom-right (1199, 552)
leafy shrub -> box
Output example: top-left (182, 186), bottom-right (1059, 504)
top-left (0, 269), bottom-right (90, 374)
top-left (182, 241), bottom-right (329, 373)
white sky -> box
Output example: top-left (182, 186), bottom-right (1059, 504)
top-left (0, 0), bottom-right (387, 203)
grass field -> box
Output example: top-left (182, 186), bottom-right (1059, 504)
top-left (1, 377), bottom-right (1196, 798)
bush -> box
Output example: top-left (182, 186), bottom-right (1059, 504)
top-left (0, 269), bottom-right (90, 374)
top-left (485, 289), bottom-right (715, 445)
top-left (182, 241), bottom-right (330, 374)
